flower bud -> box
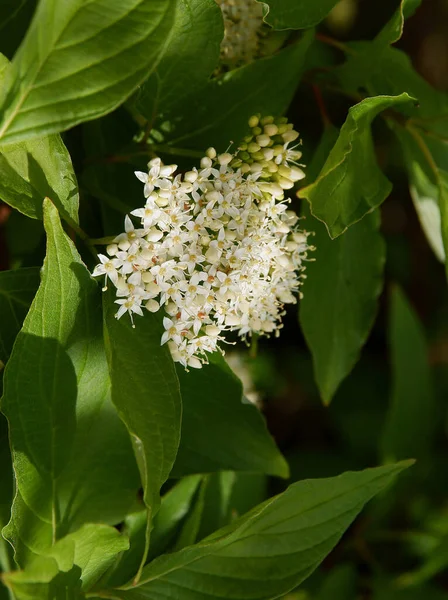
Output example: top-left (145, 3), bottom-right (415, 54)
top-left (145, 299), bottom-right (160, 312)
top-left (201, 156), bottom-right (213, 169)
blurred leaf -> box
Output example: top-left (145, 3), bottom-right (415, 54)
top-left (315, 564), bottom-right (357, 599)
top-left (4, 524), bottom-right (128, 597)
top-left (381, 287), bottom-right (435, 462)
top-left (0, 54), bottom-right (79, 222)
top-left (299, 94), bottom-right (414, 238)
top-left (2, 199), bottom-right (139, 566)
top-left (0, 0), bottom-right (176, 144)
top-left (103, 293), bottom-right (182, 575)
top-left (0, 267), bottom-right (40, 363)
top-left (153, 32), bottom-right (313, 152)
top-left (258, 0), bottom-right (340, 30)
top-left (137, 0), bottom-right (223, 123)
top-left (373, 582), bottom-right (448, 600)
top-left (391, 124), bottom-right (445, 263)
top-left (0, 0), bottom-right (37, 59)
top-left (172, 354), bottom-right (289, 478)
top-left (300, 126), bottom-right (385, 403)
top-left (398, 538), bottom-right (448, 587)
top-left (112, 462), bottom-right (411, 599)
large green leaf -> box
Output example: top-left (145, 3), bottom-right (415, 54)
top-left (298, 94), bottom-right (414, 238)
top-left (0, 267), bottom-right (40, 363)
top-left (1, 199), bottom-right (139, 566)
top-left (0, 0), bottom-right (176, 145)
top-left (257, 0), bottom-right (340, 30)
top-left (172, 354), bottom-right (289, 478)
top-left (152, 31), bottom-right (313, 152)
top-left (106, 462), bottom-right (411, 599)
top-left (0, 53), bottom-right (79, 222)
top-left (103, 294), bottom-right (182, 576)
top-left (381, 287), bottom-right (435, 462)
top-left (4, 524), bottom-right (128, 598)
top-left (136, 0), bottom-right (223, 124)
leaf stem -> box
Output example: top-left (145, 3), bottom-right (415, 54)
top-left (311, 84), bottom-right (331, 127)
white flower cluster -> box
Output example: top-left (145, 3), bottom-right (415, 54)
top-left (215, 0), bottom-right (264, 67)
top-left (93, 115), bottom-right (312, 370)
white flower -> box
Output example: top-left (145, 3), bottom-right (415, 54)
top-left (93, 114), bottom-right (313, 369)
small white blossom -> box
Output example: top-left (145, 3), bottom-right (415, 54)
top-left (93, 115), bottom-right (313, 369)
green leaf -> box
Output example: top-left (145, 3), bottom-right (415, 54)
top-left (0, 267), bottom-right (40, 363)
top-left (106, 476), bottom-right (202, 587)
top-left (4, 524), bottom-right (128, 597)
top-left (103, 293), bottom-right (182, 575)
top-left (172, 354), bottom-right (289, 478)
top-left (110, 462), bottom-right (411, 599)
top-left (300, 206), bottom-right (385, 404)
top-left (196, 472), bottom-right (236, 541)
top-left (258, 0), bottom-right (340, 30)
top-left (381, 287), bottom-right (435, 462)
top-left (136, 0), bottom-right (223, 123)
top-left (0, 0), bottom-right (176, 145)
top-left (299, 125), bottom-right (385, 403)
top-left (0, 54), bottom-right (79, 222)
top-left (1, 199), bottom-right (139, 566)
top-left (174, 477), bottom-right (208, 550)
top-left (152, 32), bottom-right (313, 152)
top-left (298, 94), bottom-right (415, 238)
top-left (375, 0), bottom-right (422, 46)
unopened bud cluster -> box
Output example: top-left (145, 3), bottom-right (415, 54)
top-left (93, 116), bottom-right (312, 370)
top-left (215, 0), bottom-right (264, 67)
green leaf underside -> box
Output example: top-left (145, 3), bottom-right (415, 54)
top-left (300, 206), bottom-right (385, 405)
top-left (0, 0), bottom-right (176, 145)
top-left (151, 31), bottom-right (313, 152)
top-left (0, 53), bottom-right (79, 222)
top-left (298, 94), bottom-right (415, 238)
top-left (4, 524), bottom-right (129, 597)
top-left (136, 0), bottom-right (223, 124)
top-left (103, 293), bottom-right (182, 569)
top-left (172, 354), bottom-right (289, 479)
top-left (0, 267), bottom-right (40, 362)
top-left (1, 199), bottom-right (139, 566)
top-left (109, 462), bottom-right (411, 599)
top-left (381, 287), bottom-right (435, 461)
top-left (258, 0), bottom-right (340, 30)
